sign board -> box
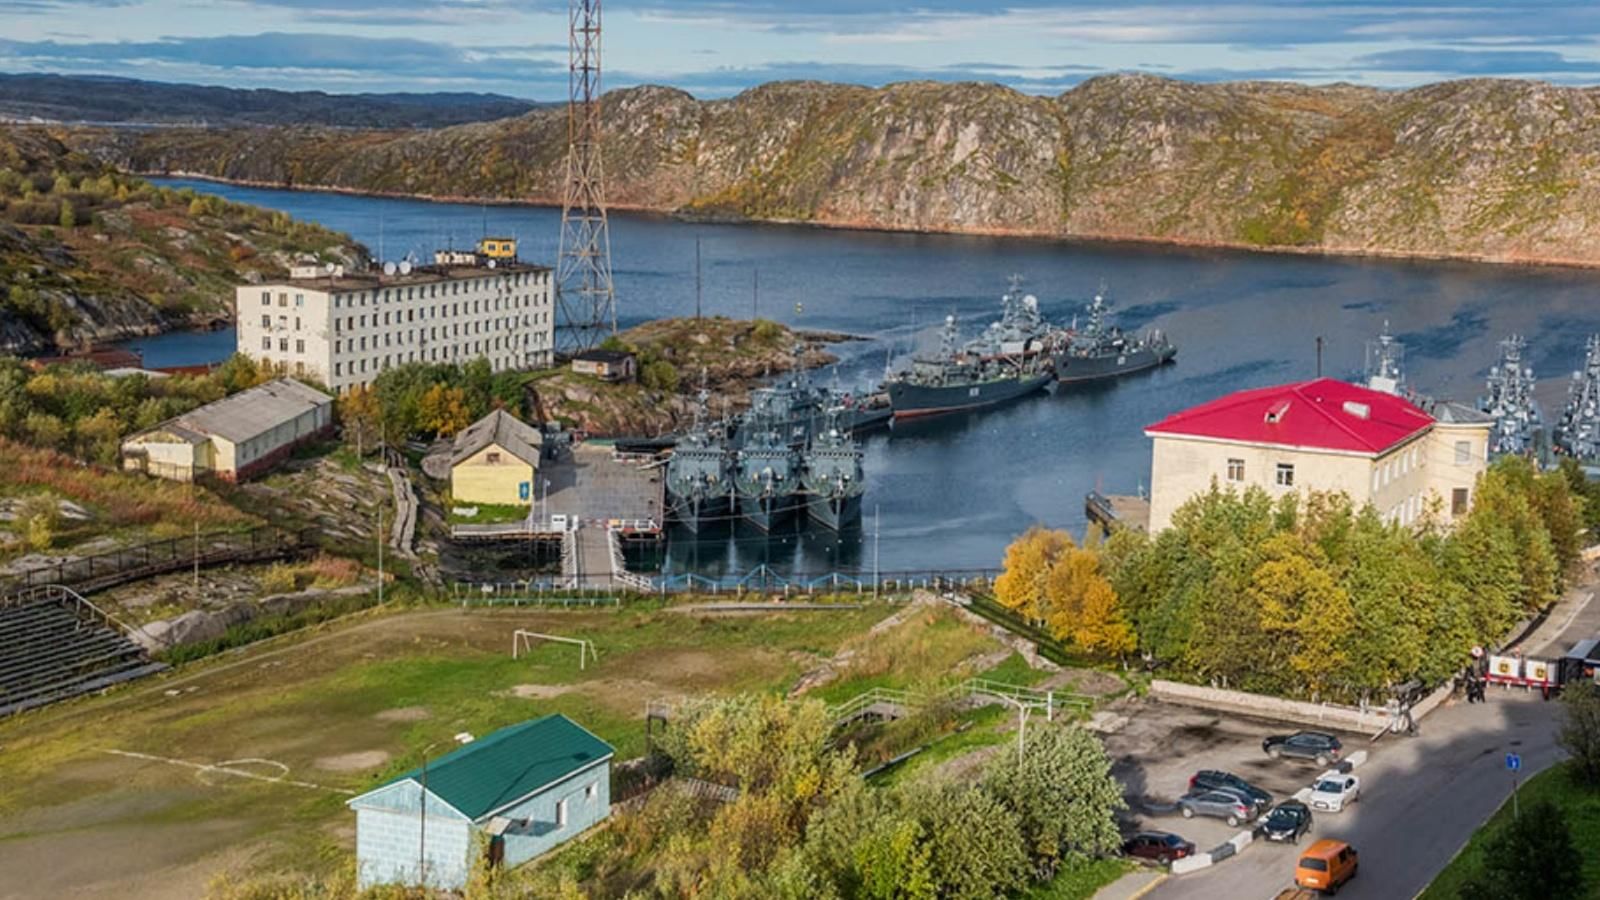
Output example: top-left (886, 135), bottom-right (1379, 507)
top-left (519, 481), bottom-right (531, 501)
top-left (1506, 753), bottom-right (1521, 772)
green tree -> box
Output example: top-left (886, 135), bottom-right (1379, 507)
top-left (73, 407), bottom-right (124, 464)
top-left (982, 725), bottom-right (1125, 874)
top-left (16, 493), bottom-right (60, 552)
top-left (913, 783), bottom-right (1030, 899)
top-left (1558, 686), bottom-right (1600, 787)
top-left (1460, 799), bottom-right (1584, 900)
top-left (57, 199), bottom-right (75, 229)
top-left (22, 411), bottom-right (67, 449)
top-left (417, 383), bottom-right (472, 436)
top-left (642, 358), bottom-right (681, 392)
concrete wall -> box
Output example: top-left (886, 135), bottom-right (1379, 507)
top-left (1151, 679), bottom-right (1398, 733)
top-left (352, 782), bottom-right (474, 890)
top-left (121, 434), bottom-right (203, 480)
top-left (494, 759), bottom-right (611, 869)
top-left (451, 442), bottom-right (535, 507)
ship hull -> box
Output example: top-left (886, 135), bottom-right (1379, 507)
top-left (806, 493), bottom-right (862, 531)
top-left (889, 372), bottom-right (1053, 419)
top-left (738, 493), bottom-right (798, 532)
top-left (667, 493), bottom-right (729, 534)
top-left (1052, 344), bottom-right (1176, 384)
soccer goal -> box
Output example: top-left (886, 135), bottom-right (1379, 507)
top-left (512, 630), bottom-right (599, 669)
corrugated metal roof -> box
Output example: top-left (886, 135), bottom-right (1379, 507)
top-left (370, 714), bottom-right (613, 821)
top-left (152, 378), bottom-right (330, 445)
top-left (451, 409), bottom-right (542, 468)
top-left (1146, 378), bottom-right (1433, 455)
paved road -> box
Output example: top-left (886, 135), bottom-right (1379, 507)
top-left (1147, 585), bottom-right (1596, 900)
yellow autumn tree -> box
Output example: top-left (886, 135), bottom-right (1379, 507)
top-left (1044, 546), bottom-right (1136, 656)
top-left (994, 527), bottom-right (1073, 625)
top-left (338, 384), bottom-right (381, 455)
top-left (418, 383), bottom-right (472, 437)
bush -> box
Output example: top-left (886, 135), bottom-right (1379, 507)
top-left (641, 359), bottom-right (681, 392)
top-left (1559, 686), bottom-right (1600, 788)
top-left (1460, 799), bottom-right (1584, 899)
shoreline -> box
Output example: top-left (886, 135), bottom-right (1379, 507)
top-left (148, 170), bottom-right (1600, 275)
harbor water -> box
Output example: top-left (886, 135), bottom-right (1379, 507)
top-left (140, 177), bottom-right (1600, 577)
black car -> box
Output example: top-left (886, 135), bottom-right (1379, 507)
top-left (1189, 770), bottom-right (1272, 812)
top-left (1257, 800), bottom-right (1314, 843)
top-left (1122, 831), bottom-right (1196, 865)
top-left (1262, 731), bottom-right (1342, 765)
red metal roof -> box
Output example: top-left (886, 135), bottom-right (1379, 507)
top-left (1145, 378), bottom-right (1434, 455)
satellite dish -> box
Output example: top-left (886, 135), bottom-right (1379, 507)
top-left (382, 261), bottom-right (397, 276)
top-left (324, 262), bottom-right (336, 273)
top-left (487, 259), bottom-right (497, 269)
top-left (398, 260), bottom-right (413, 275)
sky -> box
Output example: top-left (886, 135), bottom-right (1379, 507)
top-left (4, 1), bottom-right (1600, 99)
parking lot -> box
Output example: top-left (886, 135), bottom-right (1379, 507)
top-left (1100, 698), bottom-right (1368, 863)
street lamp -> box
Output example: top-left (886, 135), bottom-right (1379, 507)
top-left (994, 694), bottom-right (1032, 761)
top-left (417, 740), bottom-right (443, 886)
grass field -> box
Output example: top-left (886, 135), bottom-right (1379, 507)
top-left (0, 599), bottom-right (1035, 899)
top-left (1419, 760), bottom-right (1600, 899)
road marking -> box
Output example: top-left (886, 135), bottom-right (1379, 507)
top-left (101, 749), bottom-right (356, 795)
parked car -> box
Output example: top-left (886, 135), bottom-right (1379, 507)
top-left (1263, 730), bottom-right (1343, 765)
top-left (1308, 772), bottom-right (1361, 812)
top-left (1190, 770), bottom-right (1272, 813)
top-left (1296, 839), bottom-right (1358, 893)
top-left (1178, 788), bottom-right (1256, 827)
top-left (1122, 831), bottom-right (1195, 865)
top-left (1257, 800), bottom-right (1314, 843)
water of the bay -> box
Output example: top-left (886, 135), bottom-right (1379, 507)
top-left (139, 177), bottom-right (1600, 578)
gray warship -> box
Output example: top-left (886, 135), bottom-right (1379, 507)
top-left (664, 391), bottom-right (732, 533)
top-left (800, 410), bottom-right (865, 531)
top-left (1051, 290), bottom-right (1176, 384)
top-left (1478, 335), bottom-right (1542, 458)
top-left (1555, 335), bottom-right (1600, 463)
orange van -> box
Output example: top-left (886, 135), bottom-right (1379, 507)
top-left (1295, 839), bottom-right (1358, 893)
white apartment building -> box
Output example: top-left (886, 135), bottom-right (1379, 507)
top-left (237, 256), bottom-right (554, 394)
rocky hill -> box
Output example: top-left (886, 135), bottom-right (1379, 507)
top-left (68, 75), bottom-right (1600, 266)
top-left (0, 127), bottom-right (363, 354)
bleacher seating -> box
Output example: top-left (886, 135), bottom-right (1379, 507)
top-left (0, 590), bottom-right (166, 717)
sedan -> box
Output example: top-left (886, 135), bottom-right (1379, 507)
top-left (1178, 789), bottom-right (1256, 827)
top-left (1262, 730), bottom-right (1343, 766)
top-left (1122, 831), bottom-right (1195, 865)
top-left (1308, 773), bottom-right (1361, 812)
top-left (1256, 799), bottom-right (1314, 843)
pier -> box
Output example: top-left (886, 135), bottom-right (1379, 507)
top-left (1085, 491), bottom-right (1150, 533)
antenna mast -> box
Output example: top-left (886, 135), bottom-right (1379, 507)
top-left (555, 0), bottom-right (616, 352)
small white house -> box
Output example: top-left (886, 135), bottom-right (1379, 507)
top-left (347, 714), bottom-right (614, 890)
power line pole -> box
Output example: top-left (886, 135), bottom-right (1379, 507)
top-left (872, 503), bottom-right (880, 601)
top-left (555, 0), bottom-right (616, 352)
top-left (752, 266), bottom-right (759, 320)
top-left (694, 236), bottom-right (702, 320)
top-left (377, 504), bottom-right (385, 606)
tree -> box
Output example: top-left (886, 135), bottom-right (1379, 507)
top-left (1043, 546), bottom-right (1134, 656)
top-left (994, 527), bottom-right (1072, 626)
top-left (912, 783), bottom-right (1030, 899)
top-left (642, 359), bottom-right (681, 392)
top-left (338, 385), bottom-right (381, 456)
top-left (1558, 686), bottom-right (1600, 788)
top-left (1460, 799), bottom-right (1584, 900)
top-left (16, 493), bottom-right (60, 552)
top-left (73, 407), bottom-right (124, 464)
top-left (982, 725), bottom-right (1125, 874)
top-left (57, 199), bottom-right (75, 229)
top-left (418, 383), bottom-right (472, 436)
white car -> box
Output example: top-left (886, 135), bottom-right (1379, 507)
top-left (1307, 772), bottom-right (1361, 812)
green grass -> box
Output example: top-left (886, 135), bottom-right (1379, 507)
top-left (1023, 857), bottom-right (1136, 899)
top-left (1419, 761), bottom-right (1600, 900)
top-left (981, 651), bottom-right (1055, 687)
top-left (448, 501), bottom-right (532, 525)
top-left (868, 704), bottom-right (1013, 787)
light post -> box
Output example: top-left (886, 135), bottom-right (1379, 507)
top-left (995, 694), bottom-right (1031, 761)
top-left (418, 739), bottom-right (443, 886)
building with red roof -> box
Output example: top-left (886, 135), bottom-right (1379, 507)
top-left (1143, 378), bottom-right (1491, 531)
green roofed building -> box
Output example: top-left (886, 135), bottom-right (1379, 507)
top-left (347, 714), bottom-right (614, 890)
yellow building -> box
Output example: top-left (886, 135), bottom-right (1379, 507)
top-left (477, 237), bottom-right (518, 260)
top-left (1144, 378), bottom-right (1492, 532)
top-left (449, 409), bottom-right (543, 508)
top-left (121, 378), bottom-right (333, 482)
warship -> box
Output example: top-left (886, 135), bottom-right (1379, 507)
top-left (800, 410), bottom-right (865, 531)
top-left (1051, 290), bottom-right (1176, 384)
top-left (887, 312), bottom-right (1054, 419)
top-left (1555, 335), bottom-right (1600, 463)
top-left (1478, 335), bottom-right (1542, 458)
top-left (733, 424), bottom-right (802, 531)
top-left (1363, 322), bottom-right (1409, 396)
top-left (664, 391), bottom-right (732, 533)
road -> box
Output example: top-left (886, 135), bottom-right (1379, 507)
top-left (1147, 585), bottom-right (1598, 900)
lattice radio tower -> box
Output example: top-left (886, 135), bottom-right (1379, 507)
top-left (555, 0), bottom-right (616, 352)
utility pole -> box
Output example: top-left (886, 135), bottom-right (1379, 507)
top-left (377, 505), bottom-right (385, 606)
top-left (694, 236), bottom-right (702, 321)
top-left (1316, 336), bottom-right (1324, 378)
top-left (872, 503), bottom-right (881, 601)
top-left (192, 520), bottom-right (199, 593)
top-left (555, 0), bottom-right (617, 351)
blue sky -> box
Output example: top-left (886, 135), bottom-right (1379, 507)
top-left (4, 0), bottom-right (1600, 98)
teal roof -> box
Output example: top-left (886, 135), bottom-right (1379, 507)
top-left (385, 715), bottom-right (613, 821)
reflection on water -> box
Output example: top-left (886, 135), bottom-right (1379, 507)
top-left (141, 177), bottom-right (1600, 576)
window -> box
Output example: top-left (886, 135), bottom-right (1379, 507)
top-left (486, 452), bottom-right (501, 464)
top-left (278, 338), bottom-right (289, 352)
top-left (278, 293), bottom-right (288, 307)
top-left (1275, 463), bottom-right (1294, 487)
top-left (555, 798), bottom-right (568, 828)
top-left (295, 339), bottom-right (305, 354)
top-left (1455, 441), bottom-right (1472, 465)
top-left (261, 336), bottom-right (270, 350)
top-left (585, 783), bottom-right (597, 803)
top-left (261, 315), bottom-right (270, 328)
top-left (294, 294), bottom-right (304, 307)
top-left (1226, 458), bottom-right (1244, 483)
top-left (1452, 488), bottom-right (1469, 516)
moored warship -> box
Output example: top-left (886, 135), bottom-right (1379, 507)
top-left (1051, 290), bottom-right (1176, 384)
top-left (1555, 335), bottom-right (1600, 463)
top-left (1478, 334), bottom-right (1542, 458)
top-left (800, 410), bottom-right (865, 531)
top-left (733, 425), bottom-right (802, 532)
top-left (664, 391), bottom-right (732, 533)
top-left (887, 313), bottom-right (1054, 419)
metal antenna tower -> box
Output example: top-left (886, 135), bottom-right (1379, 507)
top-left (555, 0), bottom-right (616, 352)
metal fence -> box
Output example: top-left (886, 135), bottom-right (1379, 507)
top-left (0, 526), bottom-right (316, 598)
top-left (450, 566), bottom-right (1002, 601)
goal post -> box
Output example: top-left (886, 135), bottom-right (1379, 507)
top-left (512, 630), bottom-right (599, 670)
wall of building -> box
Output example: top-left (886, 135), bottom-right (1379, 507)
top-left (236, 268), bottom-right (555, 395)
top-left (351, 782), bottom-right (474, 890)
top-left (451, 443), bottom-right (534, 507)
top-left (494, 759), bottom-right (611, 870)
top-left (1421, 423), bottom-right (1490, 524)
top-left (120, 435), bottom-right (203, 481)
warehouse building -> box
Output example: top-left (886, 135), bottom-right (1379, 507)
top-left (1144, 378), bottom-right (1491, 532)
top-left (120, 378), bottom-right (333, 482)
top-left (237, 238), bottom-right (554, 394)
top-left (449, 409), bottom-right (544, 508)
top-left (347, 714), bottom-right (613, 890)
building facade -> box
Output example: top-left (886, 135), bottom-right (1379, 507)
top-left (237, 252), bottom-right (554, 394)
top-left (570, 349), bottom-right (637, 383)
top-left (347, 715), bottom-right (613, 891)
top-left (121, 378), bottom-right (333, 482)
top-left (450, 409), bottom-right (543, 508)
top-left (1145, 378), bottom-right (1491, 532)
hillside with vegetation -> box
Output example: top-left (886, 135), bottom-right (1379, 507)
top-left (0, 127), bottom-right (362, 354)
top-left (73, 75), bottom-right (1600, 265)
